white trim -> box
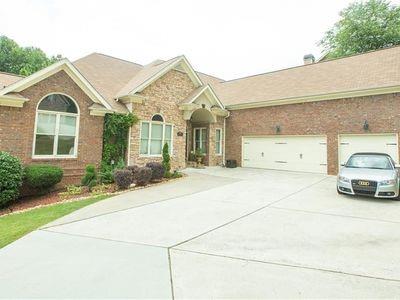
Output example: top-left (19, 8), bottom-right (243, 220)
top-left (127, 126), bottom-right (132, 166)
top-left (32, 93), bottom-right (80, 159)
top-left (223, 118), bottom-right (226, 164)
top-left (215, 128), bottom-right (223, 155)
top-left (0, 94), bottom-right (29, 107)
top-left (226, 85), bottom-right (400, 110)
top-left (129, 56), bottom-right (203, 95)
top-left (139, 120), bottom-right (174, 157)
top-left (0, 59), bottom-right (113, 111)
top-left (187, 85), bottom-right (225, 109)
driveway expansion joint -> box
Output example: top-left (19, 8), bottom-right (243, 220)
top-left (171, 248), bottom-right (400, 284)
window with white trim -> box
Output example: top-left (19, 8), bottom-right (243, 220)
top-left (215, 128), bottom-right (222, 155)
top-left (140, 114), bottom-right (173, 155)
top-left (33, 94), bottom-right (79, 158)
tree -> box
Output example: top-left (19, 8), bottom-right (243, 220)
top-left (162, 143), bottom-right (171, 177)
top-left (319, 0), bottom-right (400, 59)
top-left (0, 36), bottom-right (61, 76)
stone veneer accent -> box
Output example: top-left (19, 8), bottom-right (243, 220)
top-left (225, 93), bottom-right (400, 175)
top-left (128, 69), bottom-right (225, 169)
top-left (0, 70), bottom-right (104, 185)
top-left (128, 70), bottom-right (195, 170)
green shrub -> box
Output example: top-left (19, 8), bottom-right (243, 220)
top-left (0, 151), bottom-right (24, 207)
top-left (145, 162), bottom-right (165, 181)
top-left (113, 169), bottom-right (133, 189)
top-left (91, 184), bottom-right (112, 195)
top-left (98, 162), bottom-right (114, 184)
top-left (136, 167), bottom-right (152, 186)
top-left (24, 164), bottom-right (63, 192)
top-left (81, 164), bottom-right (97, 189)
top-left (58, 185), bottom-right (84, 199)
top-left (162, 143), bottom-right (171, 177)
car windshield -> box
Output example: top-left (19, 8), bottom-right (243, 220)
top-left (346, 155), bottom-right (393, 170)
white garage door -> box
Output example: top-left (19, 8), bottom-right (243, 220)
top-left (339, 134), bottom-right (399, 166)
top-left (242, 136), bottom-right (327, 173)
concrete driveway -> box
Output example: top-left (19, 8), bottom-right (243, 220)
top-left (1, 167), bottom-right (400, 298)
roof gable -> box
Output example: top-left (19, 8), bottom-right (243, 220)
top-left (0, 59), bottom-right (113, 111)
top-left (117, 55), bottom-right (203, 98)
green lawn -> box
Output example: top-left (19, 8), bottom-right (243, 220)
top-left (0, 195), bottom-right (110, 249)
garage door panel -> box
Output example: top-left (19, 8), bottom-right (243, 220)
top-left (242, 136), bottom-right (327, 174)
top-left (339, 134), bottom-right (399, 165)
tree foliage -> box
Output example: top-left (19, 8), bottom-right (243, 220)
top-left (0, 36), bottom-right (61, 76)
top-left (319, 0), bottom-right (400, 59)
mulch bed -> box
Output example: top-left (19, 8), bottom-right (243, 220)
top-left (0, 174), bottom-right (185, 217)
top-left (0, 189), bottom-right (94, 216)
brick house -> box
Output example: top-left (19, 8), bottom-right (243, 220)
top-left (1, 46), bottom-right (400, 184)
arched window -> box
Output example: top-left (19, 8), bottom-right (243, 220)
top-left (140, 114), bottom-right (172, 156)
top-left (151, 114), bottom-right (164, 122)
top-left (33, 94), bottom-right (79, 157)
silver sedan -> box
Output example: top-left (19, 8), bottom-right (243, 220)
top-left (337, 152), bottom-right (400, 199)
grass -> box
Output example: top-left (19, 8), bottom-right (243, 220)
top-left (0, 195), bottom-right (110, 249)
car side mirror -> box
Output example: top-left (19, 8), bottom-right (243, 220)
top-left (340, 163), bottom-right (345, 167)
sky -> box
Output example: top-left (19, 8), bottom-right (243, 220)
top-left (1, 0), bottom-right (399, 80)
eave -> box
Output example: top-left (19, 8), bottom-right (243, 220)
top-left (225, 85), bottom-right (400, 110)
top-left (0, 94), bottom-right (29, 108)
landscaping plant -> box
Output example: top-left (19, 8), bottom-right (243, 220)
top-left (145, 162), bottom-right (165, 181)
top-left (162, 143), bottom-right (171, 177)
top-left (126, 165), bottom-right (140, 182)
top-left (136, 167), bottom-right (152, 186)
top-left (81, 164), bottom-right (97, 189)
top-left (24, 164), bottom-right (63, 193)
top-left (113, 169), bottom-right (133, 189)
top-left (0, 151), bottom-right (24, 207)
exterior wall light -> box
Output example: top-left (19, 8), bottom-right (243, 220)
top-left (363, 120), bottom-right (369, 131)
top-left (275, 125), bottom-right (281, 134)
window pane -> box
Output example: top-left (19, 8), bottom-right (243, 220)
top-left (57, 136), bottom-right (75, 155)
top-left (34, 135), bottom-right (54, 155)
top-left (141, 123), bottom-right (149, 139)
top-left (36, 113), bottom-right (56, 135)
top-left (195, 129), bottom-right (200, 143)
top-left (151, 124), bottom-right (163, 139)
top-left (152, 114), bottom-right (164, 122)
top-left (140, 139), bottom-right (149, 154)
top-left (59, 115), bottom-right (76, 136)
top-left (150, 140), bottom-right (162, 155)
top-left (38, 94), bottom-right (78, 113)
top-left (164, 125), bottom-right (172, 140)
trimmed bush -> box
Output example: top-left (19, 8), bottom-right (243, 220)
top-left (136, 167), bottom-right (152, 186)
top-left (162, 143), bottom-right (171, 177)
top-left (81, 164), bottom-right (97, 189)
top-left (24, 164), bottom-right (63, 192)
top-left (126, 165), bottom-right (140, 182)
top-left (145, 162), bottom-right (165, 181)
top-left (113, 169), bottom-right (133, 189)
top-left (0, 151), bottom-right (24, 207)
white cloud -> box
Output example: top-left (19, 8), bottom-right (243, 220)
top-left (1, 0), bottom-right (398, 79)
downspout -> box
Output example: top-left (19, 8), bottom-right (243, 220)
top-left (127, 126), bottom-right (132, 166)
top-left (223, 112), bottom-right (229, 167)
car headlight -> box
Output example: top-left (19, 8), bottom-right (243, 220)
top-left (380, 179), bottom-right (397, 186)
top-left (338, 176), bottom-right (350, 183)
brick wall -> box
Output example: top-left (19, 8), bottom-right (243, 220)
top-left (0, 70), bottom-right (104, 185)
top-left (225, 93), bottom-right (400, 174)
top-left (128, 70), bottom-right (196, 170)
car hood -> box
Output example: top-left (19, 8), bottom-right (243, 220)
top-left (339, 167), bottom-right (396, 181)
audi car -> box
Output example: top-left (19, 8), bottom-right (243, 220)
top-left (337, 152), bottom-right (400, 199)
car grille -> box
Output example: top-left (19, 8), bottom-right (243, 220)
top-left (351, 180), bottom-right (377, 196)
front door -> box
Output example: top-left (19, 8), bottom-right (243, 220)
top-left (194, 128), bottom-right (207, 154)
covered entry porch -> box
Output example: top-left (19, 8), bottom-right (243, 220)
top-left (179, 85), bottom-right (229, 166)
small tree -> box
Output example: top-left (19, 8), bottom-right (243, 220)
top-left (162, 143), bottom-right (171, 177)
top-left (81, 164), bottom-right (97, 189)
